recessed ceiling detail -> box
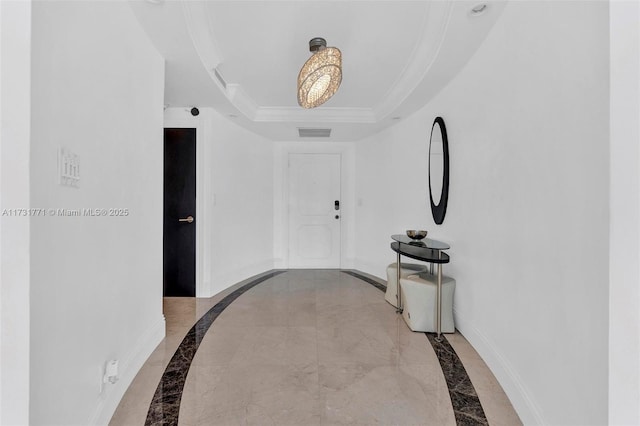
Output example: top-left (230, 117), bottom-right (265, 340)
top-left (129, 0), bottom-right (507, 141)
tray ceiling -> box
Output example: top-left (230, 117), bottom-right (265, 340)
top-left (129, 0), bottom-right (506, 141)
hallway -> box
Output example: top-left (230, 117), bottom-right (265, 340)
top-left (3, 1), bottom-right (639, 424)
top-left (110, 270), bottom-right (520, 425)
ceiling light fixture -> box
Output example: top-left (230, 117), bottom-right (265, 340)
top-left (297, 38), bottom-right (342, 109)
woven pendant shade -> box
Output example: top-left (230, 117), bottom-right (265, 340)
top-left (297, 38), bottom-right (342, 108)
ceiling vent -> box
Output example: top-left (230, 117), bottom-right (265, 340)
top-left (298, 128), bottom-right (332, 138)
top-left (213, 68), bottom-right (227, 89)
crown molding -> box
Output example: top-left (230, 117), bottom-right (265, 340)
top-left (254, 107), bottom-right (376, 124)
top-left (372, 1), bottom-right (453, 120)
top-left (226, 84), bottom-right (259, 120)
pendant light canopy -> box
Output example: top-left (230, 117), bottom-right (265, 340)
top-left (297, 38), bottom-right (342, 109)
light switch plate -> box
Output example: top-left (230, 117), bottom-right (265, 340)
top-left (58, 147), bottom-right (80, 188)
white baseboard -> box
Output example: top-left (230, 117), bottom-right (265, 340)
top-left (453, 308), bottom-right (546, 425)
top-left (208, 259), bottom-right (276, 297)
top-left (89, 315), bottom-right (166, 426)
top-left (272, 258), bottom-right (357, 270)
top-left (353, 259), bottom-right (387, 281)
top-left (341, 257), bottom-right (356, 269)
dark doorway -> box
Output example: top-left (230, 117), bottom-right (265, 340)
top-left (163, 128), bottom-right (196, 297)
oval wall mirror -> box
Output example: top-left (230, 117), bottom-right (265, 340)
top-left (428, 117), bottom-right (449, 225)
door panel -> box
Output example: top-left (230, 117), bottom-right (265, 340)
top-left (297, 225), bottom-right (332, 258)
top-left (163, 128), bottom-right (196, 297)
top-left (288, 153), bottom-right (341, 268)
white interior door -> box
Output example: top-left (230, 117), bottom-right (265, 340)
top-left (288, 153), bottom-right (341, 268)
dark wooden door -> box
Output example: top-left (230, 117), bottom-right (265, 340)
top-left (163, 128), bottom-right (196, 297)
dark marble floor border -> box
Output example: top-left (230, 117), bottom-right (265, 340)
top-left (145, 269), bottom-right (487, 426)
top-left (426, 333), bottom-right (489, 425)
top-left (341, 269), bottom-right (387, 292)
top-left (343, 270), bottom-right (489, 426)
top-left (144, 270), bottom-right (287, 426)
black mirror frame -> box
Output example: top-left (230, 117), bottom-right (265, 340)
top-left (429, 116), bottom-right (449, 225)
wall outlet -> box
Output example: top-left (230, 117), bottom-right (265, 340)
top-left (98, 365), bottom-right (104, 394)
top-left (103, 360), bottom-right (119, 385)
top-left (99, 359), bottom-right (119, 393)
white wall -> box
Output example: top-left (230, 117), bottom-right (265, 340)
top-left (164, 108), bottom-right (276, 297)
top-left (0, 1), bottom-right (31, 424)
top-left (208, 111), bottom-right (274, 294)
top-left (273, 141), bottom-right (356, 269)
top-left (354, 2), bottom-right (609, 425)
top-left (609, 1), bottom-right (640, 425)
top-left (29, 1), bottom-right (165, 424)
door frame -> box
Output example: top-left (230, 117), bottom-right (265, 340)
top-left (274, 142), bottom-right (356, 270)
top-left (164, 108), bottom-right (212, 297)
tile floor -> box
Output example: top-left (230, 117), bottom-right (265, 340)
top-left (110, 270), bottom-right (521, 426)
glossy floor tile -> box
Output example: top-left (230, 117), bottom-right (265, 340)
top-left (110, 270), bottom-right (521, 426)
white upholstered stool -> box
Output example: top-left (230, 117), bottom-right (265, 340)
top-left (385, 263), bottom-right (428, 308)
top-left (400, 272), bottom-right (456, 333)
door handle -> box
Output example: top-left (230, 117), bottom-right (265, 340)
top-left (335, 200), bottom-right (340, 210)
top-left (179, 215), bottom-right (194, 223)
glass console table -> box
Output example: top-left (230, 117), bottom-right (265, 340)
top-left (390, 235), bottom-right (451, 340)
